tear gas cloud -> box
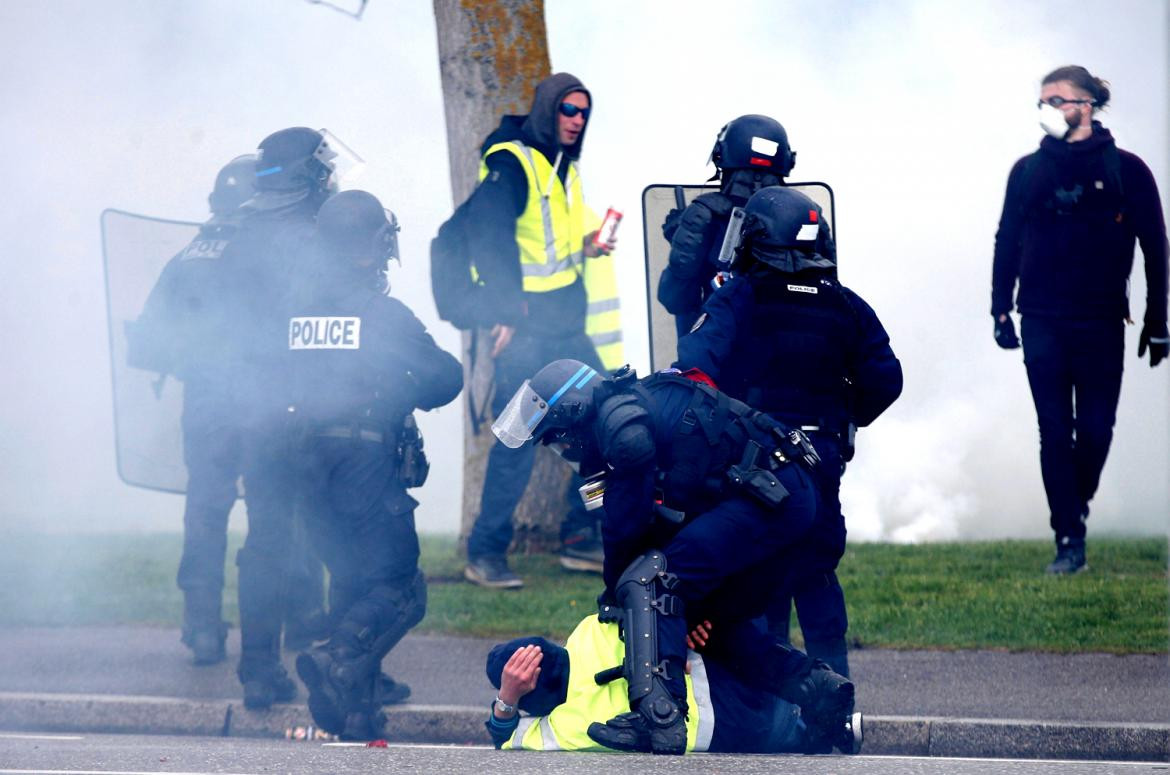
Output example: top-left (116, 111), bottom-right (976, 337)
top-left (0, 0), bottom-right (1165, 543)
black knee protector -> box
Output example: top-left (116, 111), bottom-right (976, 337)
top-left (614, 552), bottom-right (686, 726)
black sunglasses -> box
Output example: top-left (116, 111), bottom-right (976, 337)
top-left (1038, 96), bottom-right (1093, 109)
top-left (558, 102), bottom-right (591, 120)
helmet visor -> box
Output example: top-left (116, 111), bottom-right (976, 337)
top-left (491, 380), bottom-right (548, 449)
top-left (315, 129), bottom-right (366, 187)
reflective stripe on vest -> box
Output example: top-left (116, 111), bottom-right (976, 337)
top-left (584, 249), bottom-right (624, 370)
top-left (689, 650), bottom-right (715, 753)
top-left (508, 714), bottom-right (562, 750)
top-left (478, 141), bottom-right (586, 294)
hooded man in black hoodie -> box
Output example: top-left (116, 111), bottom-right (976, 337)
top-left (463, 73), bottom-right (616, 589)
top-left (991, 65), bottom-right (1168, 575)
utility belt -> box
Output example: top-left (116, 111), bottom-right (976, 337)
top-left (771, 414), bottom-right (856, 462)
top-left (312, 415), bottom-right (430, 489)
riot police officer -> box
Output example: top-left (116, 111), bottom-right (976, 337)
top-left (657, 115), bottom-right (834, 339)
top-left (675, 186), bottom-right (903, 678)
top-left (492, 360), bottom-right (855, 755)
top-left (127, 154), bottom-right (256, 665)
top-left (290, 190), bottom-right (463, 741)
top-left (225, 127), bottom-right (353, 708)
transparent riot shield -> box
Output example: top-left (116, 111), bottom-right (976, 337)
top-left (100, 208), bottom-right (199, 493)
top-left (641, 182), bottom-right (835, 371)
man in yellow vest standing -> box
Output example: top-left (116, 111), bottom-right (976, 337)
top-left (464, 72), bottom-right (618, 589)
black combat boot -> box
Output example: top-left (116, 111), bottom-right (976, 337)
top-left (239, 658), bottom-right (298, 710)
top-left (181, 588), bottom-right (228, 666)
top-left (777, 661), bottom-right (855, 753)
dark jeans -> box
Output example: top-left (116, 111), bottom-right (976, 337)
top-left (1022, 316), bottom-right (1124, 543)
top-left (467, 330), bottom-right (605, 560)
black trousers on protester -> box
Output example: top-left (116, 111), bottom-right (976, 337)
top-left (1021, 316), bottom-right (1125, 543)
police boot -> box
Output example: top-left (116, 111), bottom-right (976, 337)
top-left (180, 588), bottom-right (227, 666)
top-left (586, 551), bottom-right (688, 755)
top-left (297, 576), bottom-right (426, 733)
top-left (239, 657), bottom-right (298, 711)
top-left (775, 660), bottom-right (855, 754)
top-left (374, 672), bottom-right (411, 706)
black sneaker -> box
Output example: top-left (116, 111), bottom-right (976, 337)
top-left (1046, 540), bottom-right (1087, 575)
top-left (838, 711), bottom-right (863, 754)
top-left (559, 530), bottom-right (604, 574)
top-left (464, 556), bottom-right (524, 589)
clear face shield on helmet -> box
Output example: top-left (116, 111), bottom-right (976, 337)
top-left (491, 381), bottom-right (549, 449)
top-left (314, 129), bottom-right (366, 191)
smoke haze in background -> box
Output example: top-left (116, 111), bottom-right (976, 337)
top-left (0, 0), bottom-right (1165, 542)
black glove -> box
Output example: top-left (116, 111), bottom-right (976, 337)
top-left (1138, 321), bottom-right (1169, 367)
top-left (993, 315), bottom-right (1020, 349)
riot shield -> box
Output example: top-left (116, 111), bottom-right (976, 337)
top-left (100, 208), bottom-right (199, 493)
top-left (641, 182), bottom-right (835, 371)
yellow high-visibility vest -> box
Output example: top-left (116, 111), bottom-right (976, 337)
top-left (502, 615), bottom-right (713, 752)
top-left (478, 141), bottom-right (586, 294)
top-left (582, 205), bottom-right (624, 370)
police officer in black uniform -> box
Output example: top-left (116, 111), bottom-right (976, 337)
top-left (492, 360), bottom-right (856, 755)
top-left (657, 115), bottom-right (834, 339)
top-left (127, 155), bottom-right (256, 665)
top-left (290, 190), bottom-right (463, 741)
top-left (224, 127), bottom-right (349, 709)
top-left (676, 186), bottom-right (903, 678)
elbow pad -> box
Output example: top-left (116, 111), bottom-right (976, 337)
top-left (597, 394), bottom-right (655, 469)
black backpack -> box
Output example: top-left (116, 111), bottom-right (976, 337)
top-left (430, 196), bottom-right (488, 330)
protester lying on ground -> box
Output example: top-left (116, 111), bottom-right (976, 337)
top-left (483, 613), bottom-right (861, 754)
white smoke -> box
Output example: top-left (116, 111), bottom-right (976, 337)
top-left (0, 0), bottom-right (1166, 543)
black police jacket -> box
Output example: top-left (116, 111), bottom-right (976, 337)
top-left (129, 217), bottom-right (243, 384)
top-left (287, 278), bottom-right (463, 430)
top-left (674, 269), bottom-right (902, 432)
top-left (588, 372), bottom-right (816, 592)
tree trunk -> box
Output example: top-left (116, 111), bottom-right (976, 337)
top-left (433, 0), bottom-right (570, 555)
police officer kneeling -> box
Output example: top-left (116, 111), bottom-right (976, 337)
top-left (492, 361), bottom-right (856, 755)
top-left (288, 191), bottom-right (463, 740)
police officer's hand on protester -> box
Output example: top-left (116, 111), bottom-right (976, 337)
top-left (1137, 320), bottom-right (1168, 367)
top-left (994, 314), bottom-right (1021, 349)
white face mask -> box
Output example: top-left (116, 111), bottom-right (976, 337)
top-left (1038, 103), bottom-right (1070, 139)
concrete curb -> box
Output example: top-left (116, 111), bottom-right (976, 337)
top-left (1, 692), bottom-right (1166, 761)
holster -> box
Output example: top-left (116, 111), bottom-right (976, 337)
top-left (392, 414), bottom-right (429, 489)
top-left (726, 441), bottom-right (790, 510)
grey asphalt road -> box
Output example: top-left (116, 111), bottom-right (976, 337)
top-left (0, 626), bottom-right (1166, 724)
top-left (1, 733), bottom-right (1168, 775)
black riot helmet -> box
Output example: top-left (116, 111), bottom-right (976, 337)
top-left (255, 127), bottom-right (331, 192)
top-left (710, 114), bottom-right (796, 177)
top-left (739, 186), bottom-right (835, 274)
top-left (492, 359), bottom-right (603, 453)
top-left (208, 154), bottom-right (257, 216)
top-left (316, 190), bottom-right (400, 269)
top-left (251, 127), bottom-right (363, 211)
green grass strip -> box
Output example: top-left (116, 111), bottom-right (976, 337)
top-left (1, 532), bottom-right (1164, 654)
